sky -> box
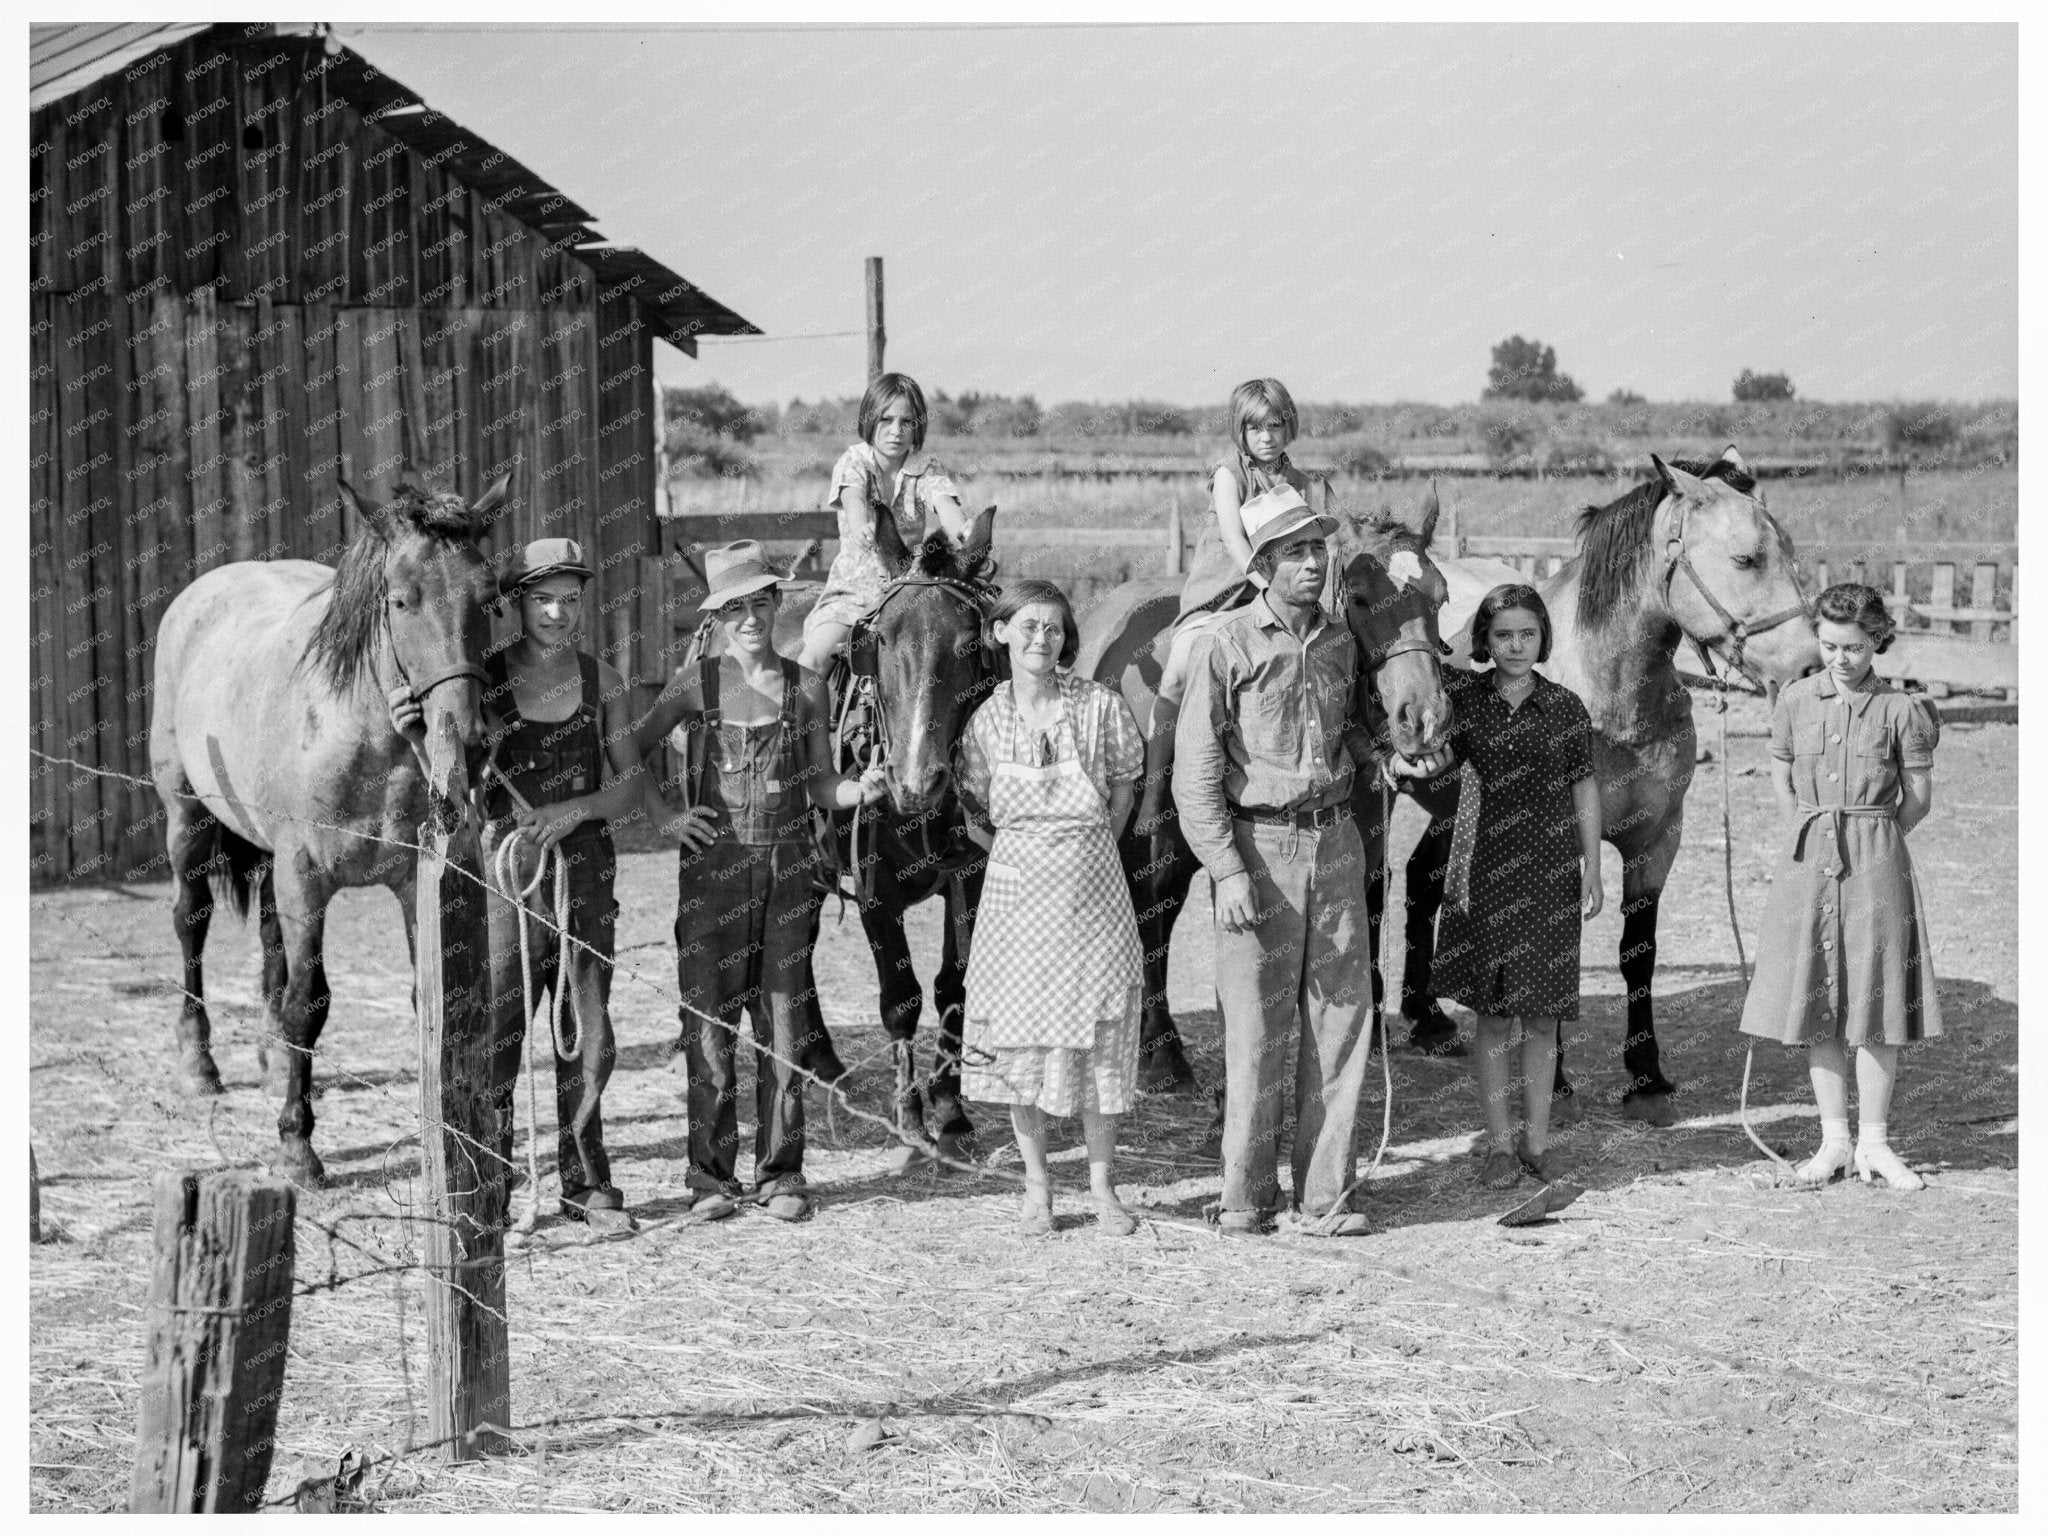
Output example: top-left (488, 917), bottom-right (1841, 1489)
top-left (341, 22), bottom-right (2018, 409)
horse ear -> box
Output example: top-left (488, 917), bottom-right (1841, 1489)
top-left (962, 504), bottom-right (997, 563)
top-left (1412, 478), bottom-right (1441, 547)
top-left (471, 471), bottom-right (514, 524)
top-left (1716, 443), bottom-right (1750, 477)
top-left (337, 477), bottom-right (390, 534)
top-left (1654, 455), bottom-right (1707, 502)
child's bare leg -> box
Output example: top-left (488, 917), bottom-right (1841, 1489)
top-left (1518, 1018), bottom-right (1559, 1155)
top-left (1852, 1042), bottom-right (1923, 1189)
top-left (798, 616), bottom-right (852, 679)
top-left (1011, 1104), bottom-right (1054, 1231)
top-left (1798, 1037), bottom-right (1853, 1184)
top-left (1081, 1106), bottom-right (1136, 1234)
top-left (1473, 1014), bottom-right (1518, 1151)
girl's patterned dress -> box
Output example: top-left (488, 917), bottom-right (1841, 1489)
top-left (1175, 448), bottom-right (1335, 620)
top-left (1428, 668), bottom-right (1596, 1023)
top-left (1738, 670), bottom-right (1943, 1045)
top-left (959, 673), bottom-right (1145, 1115)
top-left (803, 441), bottom-right (960, 644)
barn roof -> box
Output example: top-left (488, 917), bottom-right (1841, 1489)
top-left (27, 21), bottom-right (759, 352)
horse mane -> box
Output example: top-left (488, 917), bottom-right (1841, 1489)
top-left (911, 529), bottom-right (997, 587)
top-left (305, 487), bottom-right (492, 694)
top-left (1573, 457), bottom-right (1753, 630)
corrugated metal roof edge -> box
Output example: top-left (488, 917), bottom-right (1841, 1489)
top-left (28, 21), bottom-right (761, 345)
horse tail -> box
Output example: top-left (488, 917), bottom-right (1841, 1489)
top-left (208, 824), bottom-right (269, 923)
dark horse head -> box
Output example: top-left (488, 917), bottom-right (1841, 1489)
top-left (1332, 479), bottom-right (1455, 760)
top-left (306, 472), bottom-right (511, 808)
top-left (858, 506), bottom-right (999, 820)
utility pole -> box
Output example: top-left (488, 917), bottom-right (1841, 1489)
top-left (865, 256), bottom-right (885, 383)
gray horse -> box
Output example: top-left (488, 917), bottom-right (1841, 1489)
top-left (149, 475), bottom-right (508, 1184)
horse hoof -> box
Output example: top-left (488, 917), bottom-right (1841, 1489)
top-left (1620, 1093), bottom-right (1678, 1129)
top-left (179, 1056), bottom-right (225, 1097)
top-left (1138, 1042), bottom-right (1198, 1094)
top-left (274, 1143), bottom-right (328, 1189)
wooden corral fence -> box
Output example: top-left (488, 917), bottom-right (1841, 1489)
top-left (647, 510), bottom-right (2018, 703)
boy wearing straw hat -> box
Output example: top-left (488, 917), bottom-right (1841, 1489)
top-left (632, 542), bottom-right (888, 1222)
top-left (391, 536), bottom-right (646, 1235)
top-left (1172, 487), bottom-right (1380, 1238)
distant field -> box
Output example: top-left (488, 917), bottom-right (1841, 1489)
top-left (670, 458), bottom-right (2017, 548)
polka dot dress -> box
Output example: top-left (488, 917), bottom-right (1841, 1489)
top-left (1429, 668), bottom-right (1595, 1022)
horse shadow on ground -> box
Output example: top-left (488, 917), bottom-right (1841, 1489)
top-left (775, 973), bottom-right (2016, 1233)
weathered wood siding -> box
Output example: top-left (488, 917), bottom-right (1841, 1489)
top-left (31, 32), bottom-right (662, 883)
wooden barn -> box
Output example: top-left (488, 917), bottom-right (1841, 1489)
top-left (30, 22), bottom-right (757, 884)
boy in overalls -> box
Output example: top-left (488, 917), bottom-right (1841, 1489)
top-left (633, 543), bottom-right (887, 1222)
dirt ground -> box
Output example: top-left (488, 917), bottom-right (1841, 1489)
top-left (29, 707), bottom-right (2017, 1513)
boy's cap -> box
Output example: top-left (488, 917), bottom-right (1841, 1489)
top-left (501, 537), bottom-right (593, 594)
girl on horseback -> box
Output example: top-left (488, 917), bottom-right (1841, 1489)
top-left (1738, 583), bottom-right (1942, 1190)
top-left (796, 372), bottom-right (972, 677)
top-left (1138, 377), bottom-right (1336, 833)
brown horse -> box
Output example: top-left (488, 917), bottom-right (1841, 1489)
top-left (1076, 482), bottom-right (1458, 1089)
top-left (149, 475), bottom-right (508, 1183)
top-left (1404, 447), bottom-right (1820, 1119)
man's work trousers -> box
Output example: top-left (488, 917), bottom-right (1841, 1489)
top-left (1214, 816), bottom-right (1374, 1219)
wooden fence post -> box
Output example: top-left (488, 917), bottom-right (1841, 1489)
top-left (129, 1170), bottom-right (297, 1512)
top-left (415, 798), bottom-right (511, 1461)
top-left (865, 256), bottom-right (885, 384)
top-left (1166, 494), bottom-right (1183, 575)
top-left (30, 1146), bottom-right (40, 1243)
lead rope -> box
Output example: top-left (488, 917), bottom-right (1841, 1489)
top-left (1705, 664), bottom-right (1791, 1173)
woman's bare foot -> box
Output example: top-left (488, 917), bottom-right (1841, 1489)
top-left (1091, 1188), bottom-right (1138, 1237)
top-left (1018, 1183), bottom-right (1054, 1236)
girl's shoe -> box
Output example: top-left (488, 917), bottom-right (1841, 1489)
top-left (1793, 1141), bottom-right (1853, 1187)
top-left (1514, 1137), bottom-right (1567, 1185)
top-left (1018, 1186), bottom-right (1055, 1236)
top-left (764, 1192), bottom-right (814, 1222)
top-left (1480, 1149), bottom-right (1523, 1189)
top-left (1853, 1143), bottom-right (1925, 1191)
top-left (1092, 1194), bottom-right (1139, 1237)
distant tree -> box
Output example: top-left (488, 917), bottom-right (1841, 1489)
top-left (1732, 370), bottom-right (1795, 403)
top-left (1483, 336), bottom-right (1583, 403)
top-left (664, 383), bottom-right (766, 443)
top-left (1607, 388), bottom-right (1646, 406)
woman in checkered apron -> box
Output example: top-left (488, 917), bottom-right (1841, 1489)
top-left (960, 579), bottom-right (1146, 1236)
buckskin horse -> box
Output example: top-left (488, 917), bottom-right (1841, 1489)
top-left (1075, 481), bottom-right (1459, 1091)
top-left (1405, 448), bottom-right (1820, 1122)
top-left (149, 474), bottom-right (509, 1184)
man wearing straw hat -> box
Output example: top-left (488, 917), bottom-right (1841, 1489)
top-left (1172, 486), bottom-right (1382, 1238)
top-left (632, 542), bottom-right (888, 1223)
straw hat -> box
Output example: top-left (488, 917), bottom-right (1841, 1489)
top-left (699, 540), bottom-right (782, 612)
top-left (1241, 485), bottom-right (1338, 558)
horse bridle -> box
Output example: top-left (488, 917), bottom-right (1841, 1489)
top-left (1660, 488), bottom-right (1813, 689)
top-left (842, 573), bottom-right (999, 769)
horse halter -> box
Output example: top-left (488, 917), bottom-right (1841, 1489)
top-left (1660, 489), bottom-right (1812, 690)
top-left (844, 573), bottom-right (999, 767)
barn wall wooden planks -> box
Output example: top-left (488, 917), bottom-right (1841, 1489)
top-left (30, 28), bottom-right (738, 882)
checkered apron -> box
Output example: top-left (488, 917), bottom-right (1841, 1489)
top-left (963, 714), bottom-right (1142, 1049)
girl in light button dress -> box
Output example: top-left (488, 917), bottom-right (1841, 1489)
top-left (1738, 584), bottom-right (1943, 1190)
top-left (959, 580), bottom-right (1146, 1236)
top-left (796, 372), bottom-right (970, 675)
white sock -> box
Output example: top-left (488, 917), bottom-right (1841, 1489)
top-left (1818, 1115), bottom-right (1852, 1150)
top-left (1857, 1119), bottom-right (1889, 1150)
